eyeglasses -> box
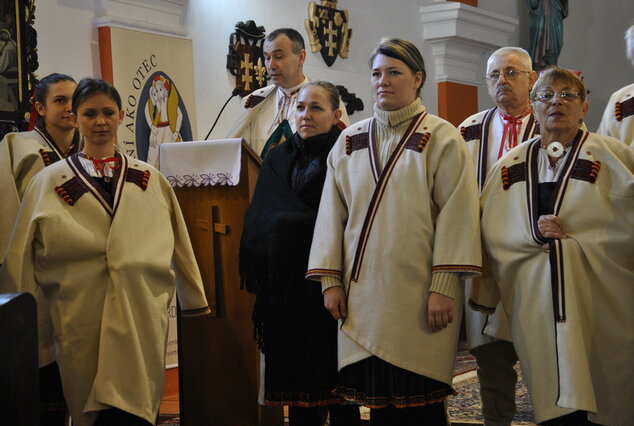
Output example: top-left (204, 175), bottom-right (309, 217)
top-left (485, 68), bottom-right (531, 81)
top-left (533, 90), bottom-right (583, 103)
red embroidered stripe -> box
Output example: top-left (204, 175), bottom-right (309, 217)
top-left (345, 133), bottom-right (369, 155)
top-left (55, 176), bottom-right (88, 206)
top-left (125, 168), bottom-right (151, 191)
top-left (501, 162), bottom-right (527, 190)
top-left (571, 159), bottom-right (601, 184)
top-left (39, 149), bottom-right (60, 167)
top-left (460, 123), bottom-right (482, 142)
top-left (615, 96), bottom-right (634, 121)
top-left (245, 94), bottom-right (266, 109)
top-left (404, 132), bottom-right (431, 153)
top-left (305, 268), bottom-right (341, 278)
top-left (432, 264), bottom-right (482, 273)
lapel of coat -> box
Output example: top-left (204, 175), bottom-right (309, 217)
top-left (525, 130), bottom-right (589, 322)
top-left (66, 153), bottom-right (127, 218)
top-left (350, 112), bottom-right (427, 283)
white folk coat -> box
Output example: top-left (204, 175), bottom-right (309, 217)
top-left (0, 153), bottom-right (210, 426)
top-left (307, 110), bottom-right (482, 385)
top-left (597, 83), bottom-right (634, 148)
top-left (459, 107), bottom-right (539, 349)
top-left (475, 131), bottom-right (634, 425)
top-left (0, 128), bottom-right (68, 259)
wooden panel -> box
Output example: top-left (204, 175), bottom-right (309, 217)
top-left (437, 81), bottom-right (479, 127)
top-left (0, 293), bottom-right (38, 426)
top-left (176, 144), bottom-right (281, 425)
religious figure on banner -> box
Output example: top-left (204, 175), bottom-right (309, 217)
top-left (0, 28), bottom-right (18, 111)
top-left (144, 74), bottom-right (183, 166)
top-left (305, 0), bottom-right (352, 67)
top-left (227, 20), bottom-right (268, 97)
top-left (525, 0), bottom-right (568, 70)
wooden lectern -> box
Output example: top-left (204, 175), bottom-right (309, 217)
top-left (0, 293), bottom-right (39, 426)
top-left (160, 140), bottom-right (282, 426)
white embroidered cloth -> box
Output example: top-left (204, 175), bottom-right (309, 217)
top-left (159, 139), bottom-right (242, 187)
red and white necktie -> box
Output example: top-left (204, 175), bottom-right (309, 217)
top-left (498, 109), bottom-right (531, 159)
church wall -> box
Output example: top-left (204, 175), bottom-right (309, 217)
top-left (33, 1), bottom-right (634, 135)
top-left (185, 0), bottom-right (429, 138)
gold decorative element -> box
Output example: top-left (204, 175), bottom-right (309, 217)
top-left (254, 58), bottom-right (267, 88)
top-left (240, 53), bottom-right (254, 91)
top-left (304, 0), bottom-right (352, 66)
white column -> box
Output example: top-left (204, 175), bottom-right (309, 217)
top-left (94, 0), bottom-right (187, 35)
top-left (420, 1), bottom-right (518, 86)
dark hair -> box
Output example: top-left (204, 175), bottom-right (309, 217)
top-left (266, 28), bottom-right (305, 53)
top-left (301, 80), bottom-right (340, 110)
top-left (370, 38), bottom-right (426, 96)
top-left (34, 73), bottom-right (76, 128)
top-left (72, 78), bottom-right (122, 114)
top-left (34, 73), bottom-right (76, 105)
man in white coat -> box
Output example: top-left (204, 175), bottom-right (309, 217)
top-left (597, 24), bottom-right (634, 147)
top-left (227, 28), bottom-right (348, 158)
top-left (458, 46), bottom-right (537, 426)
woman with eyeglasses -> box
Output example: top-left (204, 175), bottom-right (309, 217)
top-left (472, 68), bottom-right (634, 425)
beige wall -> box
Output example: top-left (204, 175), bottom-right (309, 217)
top-left (34, 1), bottom-right (633, 134)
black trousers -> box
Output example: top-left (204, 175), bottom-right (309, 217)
top-left (94, 408), bottom-right (153, 426)
top-left (370, 403), bottom-right (447, 426)
top-left (39, 362), bottom-right (67, 426)
top-left (288, 404), bottom-right (360, 426)
top-left (540, 411), bottom-right (600, 426)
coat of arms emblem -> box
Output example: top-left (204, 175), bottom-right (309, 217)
top-left (227, 20), bottom-right (268, 97)
top-left (305, 0), bottom-right (352, 67)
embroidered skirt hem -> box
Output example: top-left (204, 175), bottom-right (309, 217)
top-left (334, 356), bottom-right (455, 409)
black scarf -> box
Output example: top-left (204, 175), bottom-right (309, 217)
top-left (239, 125), bottom-right (341, 352)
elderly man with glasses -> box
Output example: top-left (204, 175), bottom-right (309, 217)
top-left (458, 46), bottom-right (538, 426)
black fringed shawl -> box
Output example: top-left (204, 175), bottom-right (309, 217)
top-left (239, 126), bottom-right (341, 352)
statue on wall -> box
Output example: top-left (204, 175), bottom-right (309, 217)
top-left (525, 0), bottom-right (568, 70)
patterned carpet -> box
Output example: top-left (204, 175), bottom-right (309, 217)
top-left (449, 344), bottom-right (536, 425)
top-left (157, 343), bottom-right (537, 425)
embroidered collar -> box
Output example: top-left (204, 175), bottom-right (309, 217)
top-left (78, 151), bottom-right (121, 177)
top-left (277, 77), bottom-right (308, 97)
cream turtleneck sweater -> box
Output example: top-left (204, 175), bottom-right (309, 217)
top-left (321, 99), bottom-right (460, 301)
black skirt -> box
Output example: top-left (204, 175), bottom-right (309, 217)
top-left (261, 279), bottom-right (342, 407)
top-left (334, 356), bottom-right (455, 408)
